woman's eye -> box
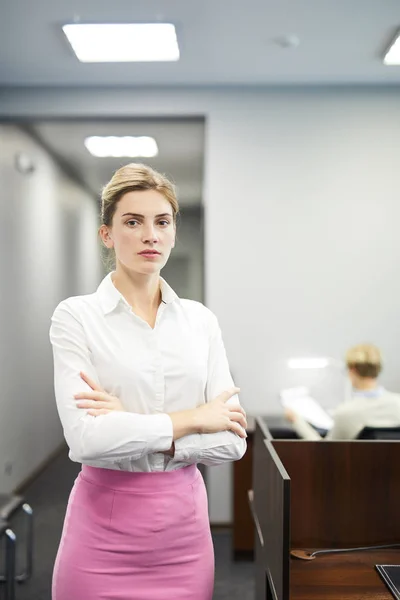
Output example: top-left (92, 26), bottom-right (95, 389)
top-left (158, 220), bottom-right (170, 226)
top-left (127, 220), bottom-right (138, 226)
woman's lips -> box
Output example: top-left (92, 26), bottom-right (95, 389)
top-left (138, 251), bottom-right (160, 259)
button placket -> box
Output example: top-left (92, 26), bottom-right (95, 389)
top-left (154, 302), bottom-right (167, 330)
top-left (151, 330), bottom-right (165, 412)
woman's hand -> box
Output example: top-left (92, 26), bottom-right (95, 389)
top-left (74, 372), bottom-right (125, 416)
top-left (194, 387), bottom-right (247, 438)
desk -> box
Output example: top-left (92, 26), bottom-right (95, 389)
top-left (251, 417), bottom-right (400, 600)
top-left (291, 549), bottom-right (400, 600)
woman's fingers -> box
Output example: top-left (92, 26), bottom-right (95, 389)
top-left (76, 400), bottom-right (110, 409)
top-left (229, 421), bottom-right (247, 438)
top-left (75, 391), bottom-right (125, 413)
top-left (228, 404), bottom-right (246, 417)
top-left (80, 372), bottom-right (104, 393)
top-left (228, 410), bottom-right (247, 430)
top-left (74, 390), bottom-right (108, 401)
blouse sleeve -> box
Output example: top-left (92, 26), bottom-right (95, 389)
top-left (173, 309), bottom-right (247, 466)
top-left (50, 301), bottom-right (174, 463)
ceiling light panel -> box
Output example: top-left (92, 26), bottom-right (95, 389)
top-left (63, 23), bottom-right (180, 62)
top-left (84, 136), bottom-right (159, 158)
top-left (383, 30), bottom-right (400, 66)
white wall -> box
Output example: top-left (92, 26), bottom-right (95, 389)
top-left (204, 91), bottom-right (400, 521)
top-left (1, 86), bottom-right (400, 522)
top-left (0, 124), bottom-right (102, 493)
top-left (206, 92), bottom-right (400, 414)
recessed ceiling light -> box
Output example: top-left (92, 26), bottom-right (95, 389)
top-left (84, 136), bottom-right (159, 158)
top-left (62, 23), bottom-right (180, 62)
top-left (383, 29), bottom-right (400, 65)
top-left (288, 358), bottom-right (330, 370)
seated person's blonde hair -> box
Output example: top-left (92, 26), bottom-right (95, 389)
top-left (345, 344), bottom-right (382, 379)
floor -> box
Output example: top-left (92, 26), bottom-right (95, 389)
top-left (2, 449), bottom-right (255, 599)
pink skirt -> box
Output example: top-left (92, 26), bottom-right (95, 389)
top-left (52, 464), bottom-right (214, 600)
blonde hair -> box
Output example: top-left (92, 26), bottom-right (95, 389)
top-left (100, 163), bottom-right (179, 227)
top-left (345, 344), bottom-right (382, 379)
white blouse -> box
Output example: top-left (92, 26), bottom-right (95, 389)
top-left (49, 272), bottom-right (246, 472)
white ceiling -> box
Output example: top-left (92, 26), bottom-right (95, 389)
top-left (29, 119), bottom-right (205, 206)
top-left (1, 0), bottom-right (400, 86)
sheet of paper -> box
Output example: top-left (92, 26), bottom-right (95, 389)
top-left (280, 387), bottom-right (334, 430)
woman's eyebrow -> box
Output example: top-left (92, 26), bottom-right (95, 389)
top-left (121, 212), bottom-right (173, 218)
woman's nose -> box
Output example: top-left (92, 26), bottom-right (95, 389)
top-left (142, 224), bottom-right (158, 243)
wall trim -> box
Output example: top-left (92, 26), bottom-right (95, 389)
top-left (14, 442), bottom-right (67, 494)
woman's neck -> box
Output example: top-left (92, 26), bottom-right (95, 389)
top-left (111, 268), bottom-right (161, 313)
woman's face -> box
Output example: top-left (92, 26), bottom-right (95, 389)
top-left (101, 189), bottom-right (176, 275)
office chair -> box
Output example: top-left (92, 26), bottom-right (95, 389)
top-left (357, 426), bottom-right (400, 440)
top-left (0, 495), bottom-right (33, 583)
top-left (0, 521), bottom-right (16, 600)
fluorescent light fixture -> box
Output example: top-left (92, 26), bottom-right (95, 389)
top-left (62, 23), bottom-right (180, 62)
top-left (288, 358), bottom-right (330, 370)
top-left (383, 29), bottom-right (400, 65)
top-left (84, 136), bottom-right (158, 158)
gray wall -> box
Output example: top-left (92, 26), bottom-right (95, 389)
top-left (0, 124), bottom-right (102, 493)
top-left (1, 86), bottom-right (400, 522)
top-left (161, 207), bottom-right (204, 302)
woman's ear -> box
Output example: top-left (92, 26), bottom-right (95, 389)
top-left (99, 225), bottom-right (114, 249)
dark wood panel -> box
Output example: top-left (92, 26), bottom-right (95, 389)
top-left (254, 422), bottom-right (290, 600)
top-left (233, 432), bottom-right (254, 557)
top-left (290, 549), bottom-right (400, 599)
top-left (254, 515), bottom-right (267, 600)
top-left (232, 415), bottom-right (297, 557)
top-left (273, 441), bottom-right (400, 548)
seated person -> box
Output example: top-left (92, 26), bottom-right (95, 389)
top-left (285, 344), bottom-right (400, 440)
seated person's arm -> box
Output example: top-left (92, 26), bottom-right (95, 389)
top-left (286, 406), bottom-right (360, 440)
top-left (285, 408), bottom-right (322, 440)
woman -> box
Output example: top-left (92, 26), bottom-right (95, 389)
top-left (285, 344), bottom-right (400, 440)
top-left (49, 163), bottom-right (247, 600)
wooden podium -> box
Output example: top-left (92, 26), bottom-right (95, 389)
top-left (251, 417), bottom-right (400, 599)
